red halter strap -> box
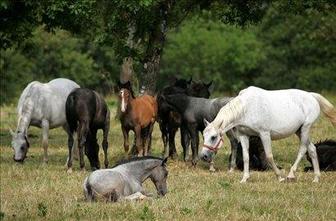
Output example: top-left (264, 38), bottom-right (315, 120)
top-left (203, 137), bottom-right (224, 152)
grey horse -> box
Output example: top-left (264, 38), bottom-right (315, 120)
top-left (10, 78), bottom-right (80, 162)
top-left (83, 156), bottom-right (168, 202)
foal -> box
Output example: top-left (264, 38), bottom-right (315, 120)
top-left (118, 81), bottom-right (157, 156)
top-left (66, 88), bottom-right (110, 172)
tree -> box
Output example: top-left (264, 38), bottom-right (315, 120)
top-left (1, 0), bottom-right (270, 93)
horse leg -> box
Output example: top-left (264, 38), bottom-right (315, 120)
top-left (64, 125), bottom-right (74, 173)
top-left (238, 135), bottom-right (250, 183)
top-left (187, 123), bottom-right (199, 166)
top-left (123, 192), bottom-right (147, 201)
top-left (259, 132), bottom-right (284, 182)
top-left (159, 122), bottom-right (169, 157)
top-left (122, 126), bottom-right (130, 157)
top-left (168, 126), bottom-right (178, 159)
top-left (78, 120), bottom-right (89, 170)
top-left (226, 130), bottom-right (238, 172)
top-left (41, 119), bottom-right (49, 163)
top-left (144, 123), bottom-right (154, 156)
top-left (102, 111), bottom-right (110, 168)
top-left (180, 125), bottom-right (190, 161)
top-left (135, 126), bottom-right (143, 156)
top-left (288, 125), bottom-right (320, 182)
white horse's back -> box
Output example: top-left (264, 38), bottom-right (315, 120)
top-left (239, 87), bottom-right (320, 139)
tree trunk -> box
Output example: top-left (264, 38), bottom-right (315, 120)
top-left (140, 1), bottom-right (173, 95)
top-left (120, 57), bottom-right (134, 83)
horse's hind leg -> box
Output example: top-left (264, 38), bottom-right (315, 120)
top-left (159, 122), bottom-right (169, 157)
top-left (180, 125), bottom-right (190, 161)
top-left (144, 123), bottom-right (154, 156)
top-left (102, 111), bottom-right (110, 168)
top-left (41, 119), bottom-right (49, 163)
top-left (135, 125), bottom-right (143, 156)
top-left (78, 120), bottom-right (89, 170)
top-left (288, 124), bottom-right (320, 182)
top-left (259, 132), bottom-right (284, 182)
top-left (168, 126), bottom-right (178, 158)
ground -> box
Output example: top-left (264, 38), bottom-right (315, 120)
top-left (1, 95), bottom-right (336, 221)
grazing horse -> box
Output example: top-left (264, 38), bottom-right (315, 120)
top-left (162, 93), bottom-right (239, 170)
top-left (66, 88), bottom-right (110, 172)
top-left (305, 139), bottom-right (336, 171)
top-left (158, 78), bottom-right (212, 158)
top-left (201, 86), bottom-right (336, 183)
top-left (118, 81), bottom-right (157, 156)
top-left (10, 78), bottom-right (79, 163)
top-left (83, 156), bottom-right (168, 202)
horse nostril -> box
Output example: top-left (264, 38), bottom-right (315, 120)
top-left (203, 155), bottom-right (208, 160)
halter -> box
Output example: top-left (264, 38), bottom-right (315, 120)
top-left (203, 137), bottom-right (224, 152)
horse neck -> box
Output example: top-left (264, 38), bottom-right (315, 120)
top-left (122, 159), bottom-right (161, 183)
top-left (17, 100), bottom-right (33, 134)
top-left (212, 97), bottom-right (244, 132)
top-left (166, 95), bottom-right (189, 114)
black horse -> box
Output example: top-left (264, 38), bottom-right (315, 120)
top-left (305, 139), bottom-right (336, 171)
top-left (229, 136), bottom-right (279, 171)
top-left (157, 78), bottom-right (212, 159)
top-left (161, 93), bottom-right (238, 168)
top-left (65, 88), bottom-right (110, 172)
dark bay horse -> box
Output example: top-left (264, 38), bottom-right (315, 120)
top-left (66, 88), bottom-right (110, 172)
top-left (118, 81), bottom-right (157, 157)
top-left (158, 78), bottom-right (212, 158)
top-left (162, 93), bottom-right (238, 169)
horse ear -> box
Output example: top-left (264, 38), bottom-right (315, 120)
top-left (162, 157), bottom-right (168, 166)
top-left (205, 80), bottom-right (213, 88)
top-left (9, 128), bottom-right (15, 136)
top-left (203, 119), bottom-right (210, 127)
top-left (187, 77), bottom-right (192, 84)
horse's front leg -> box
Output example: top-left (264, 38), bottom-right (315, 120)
top-left (123, 192), bottom-right (147, 201)
top-left (41, 119), bottom-right (49, 163)
top-left (134, 126), bottom-right (143, 156)
top-left (226, 130), bottom-right (239, 172)
top-left (168, 126), bottom-right (178, 159)
top-left (260, 132), bottom-right (284, 182)
top-left (238, 135), bottom-right (250, 183)
top-left (121, 126), bottom-right (129, 157)
top-left (180, 125), bottom-right (190, 161)
top-left (159, 121), bottom-right (169, 158)
top-left (102, 111), bottom-right (110, 168)
top-left (187, 123), bottom-right (199, 166)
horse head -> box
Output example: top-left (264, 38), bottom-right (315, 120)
top-left (149, 158), bottom-right (168, 196)
top-left (10, 129), bottom-right (30, 163)
top-left (188, 80), bottom-right (212, 98)
top-left (200, 119), bottom-right (224, 163)
top-left (119, 88), bottom-right (132, 113)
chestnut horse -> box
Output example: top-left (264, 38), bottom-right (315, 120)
top-left (118, 81), bottom-right (157, 156)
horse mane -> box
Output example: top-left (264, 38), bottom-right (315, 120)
top-left (210, 96), bottom-right (244, 132)
top-left (112, 156), bottom-right (163, 168)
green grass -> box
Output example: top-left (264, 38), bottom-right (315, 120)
top-left (1, 94), bottom-right (336, 221)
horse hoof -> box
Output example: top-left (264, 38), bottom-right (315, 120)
top-left (278, 177), bottom-right (285, 182)
top-left (170, 153), bottom-right (178, 160)
top-left (228, 168), bottom-right (235, 173)
top-left (312, 178), bottom-right (320, 183)
top-left (67, 168), bottom-right (73, 174)
top-left (240, 179), bottom-right (247, 184)
top-left (209, 167), bottom-right (216, 173)
top-left (286, 176), bottom-right (296, 182)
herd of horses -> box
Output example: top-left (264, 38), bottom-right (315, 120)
top-left (9, 77), bottom-right (336, 201)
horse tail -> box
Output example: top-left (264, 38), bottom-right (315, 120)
top-left (83, 176), bottom-right (94, 201)
top-left (65, 93), bottom-right (78, 134)
top-left (310, 92), bottom-right (336, 126)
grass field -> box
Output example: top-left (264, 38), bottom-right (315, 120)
top-left (1, 94), bottom-right (336, 221)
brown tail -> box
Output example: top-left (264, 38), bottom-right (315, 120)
top-left (310, 92), bottom-right (336, 126)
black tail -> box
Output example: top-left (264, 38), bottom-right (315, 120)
top-left (66, 93), bottom-right (78, 134)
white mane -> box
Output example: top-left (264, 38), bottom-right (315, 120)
top-left (208, 96), bottom-right (244, 133)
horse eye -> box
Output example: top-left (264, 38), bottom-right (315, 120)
top-left (211, 136), bottom-right (216, 141)
top-left (20, 146), bottom-right (25, 151)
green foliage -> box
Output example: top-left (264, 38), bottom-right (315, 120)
top-left (160, 16), bottom-right (265, 92)
top-left (255, 2), bottom-right (336, 90)
top-left (1, 27), bottom-right (118, 104)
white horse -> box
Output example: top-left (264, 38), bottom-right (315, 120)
top-left (201, 86), bottom-right (336, 183)
top-left (11, 78), bottom-right (80, 163)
